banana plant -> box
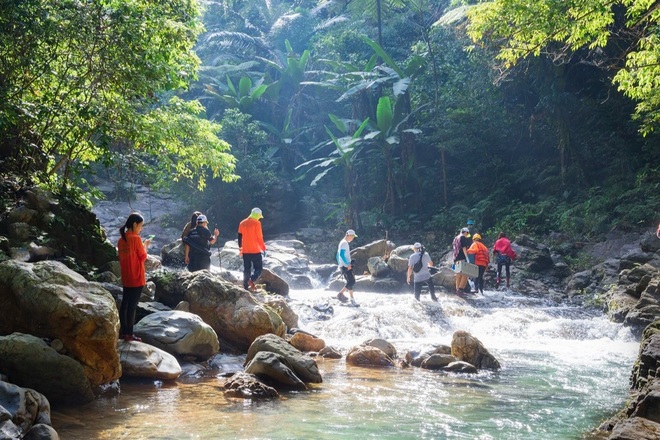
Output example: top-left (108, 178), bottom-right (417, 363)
top-left (296, 115), bottom-right (371, 227)
top-left (204, 75), bottom-right (268, 113)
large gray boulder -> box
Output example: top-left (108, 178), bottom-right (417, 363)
top-left (133, 311), bottom-right (219, 360)
top-left (0, 260), bottom-right (121, 388)
top-left (0, 334), bottom-right (95, 404)
top-left (117, 340), bottom-right (182, 380)
top-left (244, 351), bottom-right (307, 390)
top-left (152, 271), bottom-right (285, 352)
top-left (244, 334), bottom-right (322, 383)
top-left (0, 380), bottom-right (58, 440)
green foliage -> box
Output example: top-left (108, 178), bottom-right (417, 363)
top-left (466, 0), bottom-right (660, 133)
top-left (0, 0), bottom-right (236, 191)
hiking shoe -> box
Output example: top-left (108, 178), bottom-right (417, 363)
top-left (337, 292), bottom-right (348, 302)
top-left (248, 279), bottom-right (256, 291)
top-left (350, 298), bottom-right (358, 306)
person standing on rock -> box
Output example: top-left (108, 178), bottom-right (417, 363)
top-left (336, 229), bottom-right (358, 306)
top-left (117, 212), bottom-right (152, 342)
top-left (493, 232), bottom-right (516, 289)
top-left (238, 208), bottom-right (266, 291)
top-left (407, 242), bottom-right (438, 302)
top-left (452, 227), bottom-right (471, 295)
top-left (467, 234), bottom-right (489, 294)
top-left (184, 214), bottom-right (219, 272)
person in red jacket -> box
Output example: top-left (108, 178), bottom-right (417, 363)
top-left (493, 232), bottom-right (517, 289)
top-left (467, 234), bottom-right (490, 294)
top-left (117, 212), bottom-right (152, 341)
top-left (238, 207), bottom-right (266, 291)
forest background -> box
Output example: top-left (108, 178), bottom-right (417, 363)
top-left (1, 0), bottom-right (659, 263)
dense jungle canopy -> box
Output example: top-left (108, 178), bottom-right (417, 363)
top-left (1, 0), bottom-right (659, 243)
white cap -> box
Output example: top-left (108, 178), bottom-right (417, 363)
top-left (461, 227), bottom-right (469, 233)
top-left (197, 214), bottom-right (208, 223)
top-left (346, 229), bottom-right (357, 237)
top-left (250, 207), bottom-right (263, 219)
top-left (413, 242), bottom-right (422, 249)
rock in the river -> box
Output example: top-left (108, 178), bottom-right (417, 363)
top-left (152, 271), bottom-right (285, 352)
top-left (133, 311), bottom-right (219, 360)
top-left (117, 340), bottom-right (182, 380)
top-left (0, 380), bottom-right (58, 440)
top-left (245, 334), bottom-right (322, 383)
top-left (0, 333), bottom-right (95, 404)
top-left (451, 330), bottom-right (500, 370)
top-left (244, 351), bottom-right (307, 390)
top-left (223, 372), bottom-right (279, 399)
top-left (0, 260), bottom-right (121, 388)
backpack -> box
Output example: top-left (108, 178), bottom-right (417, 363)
top-left (452, 235), bottom-right (462, 259)
top-left (413, 249), bottom-right (425, 273)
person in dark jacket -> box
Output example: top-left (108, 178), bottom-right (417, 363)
top-left (184, 214), bottom-right (219, 272)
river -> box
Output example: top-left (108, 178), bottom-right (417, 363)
top-left (52, 287), bottom-right (637, 439)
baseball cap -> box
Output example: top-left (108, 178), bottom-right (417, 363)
top-left (346, 229), bottom-right (357, 237)
top-left (461, 227), bottom-right (469, 233)
top-left (197, 214), bottom-right (208, 223)
top-left (413, 242), bottom-right (422, 249)
top-left (466, 219), bottom-right (475, 225)
top-left (250, 207), bottom-right (263, 219)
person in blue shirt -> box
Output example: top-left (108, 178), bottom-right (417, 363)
top-left (336, 229), bottom-right (358, 306)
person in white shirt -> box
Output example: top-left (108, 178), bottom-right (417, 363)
top-left (407, 242), bottom-right (438, 302)
top-left (336, 229), bottom-right (358, 306)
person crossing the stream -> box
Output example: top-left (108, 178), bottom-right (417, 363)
top-left (407, 242), bottom-right (438, 301)
top-left (336, 229), bottom-right (358, 306)
top-left (467, 234), bottom-right (489, 294)
top-left (238, 207), bottom-right (266, 291)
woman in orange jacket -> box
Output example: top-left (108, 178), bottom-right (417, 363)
top-left (467, 234), bottom-right (490, 294)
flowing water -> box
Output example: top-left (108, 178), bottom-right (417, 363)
top-left (52, 288), bottom-right (637, 439)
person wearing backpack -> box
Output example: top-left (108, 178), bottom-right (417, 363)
top-left (452, 228), bottom-right (471, 295)
top-left (407, 242), bottom-right (438, 301)
top-left (467, 234), bottom-right (490, 294)
top-left (493, 232), bottom-right (517, 289)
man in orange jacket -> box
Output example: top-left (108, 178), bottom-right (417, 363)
top-left (238, 207), bottom-right (266, 291)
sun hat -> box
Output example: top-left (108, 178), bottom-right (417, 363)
top-left (346, 229), bottom-right (357, 237)
top-left (197, 214), bottom-right (208, 223)
top-left (466, 219), bottom-right (475, 225)
top-left (461, 227), bottom-right (469, 233)
top-left (250, 207), bottom-right (263, 219)
top-left (473, 233), bottom-right (482, 241)
top-left (413, 242), bottom-right (422, 249)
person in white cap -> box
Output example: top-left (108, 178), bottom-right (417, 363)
top-left (183, 214), bottom-right (219, 272)
top-left (238, 207), bottom-right (266, 291)
top-left (407, 242), bottom-right (437, 302)
top-left (336, 229), bottom-right (358, 305)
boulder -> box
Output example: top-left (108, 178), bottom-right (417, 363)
top-left (346, 345), bottom-right (394, 367)
top-left (444, 361), bottom-right (479, 374)
top-left (223, 372), bottom-right (279, 399)
top-left (367, 257), bottom-right (390, 278)
top-left (451, 330), bottom-right (501, 370)
top-left (260, 296), bottom-right (299, 330)
top-left (160, 239), bottom-right (186, 267)
top-left (350, 240), bottom-right (390, 275)
top-left (245, 334), bottom-right (322, 383)
top-left (318, 346), bottom-right (342, 359)
top-left (117, 340), bottom-right (182, 380)
top-left (289, 332), bottom-right (325, 352)
top-left (152, 271), bottom-right (285, 352)
top-left (407, 345), bottom-right (452, 367)
top-left (432, 267), bottom-right (457, 291)
top-left (387, 245), bottom-right (414, 274)
top-left (608, 417), bottom-right (660, 440)
top-left (421, 354), bottom-right (458, 370)
top-left (363, 338), bottom-right (397, 358)
top-left (244, 351), bottom-right (307, 390)
top-left (133, 311), bottom-right (220, 360)
top-left (256, 268), bottom-right (290, 296)
top-left (0, 380), bottom-right (58, 440)
top-left (0, 260), bottom-right (121, 388)
top-left (0, 334), bottom-right (95, 404)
